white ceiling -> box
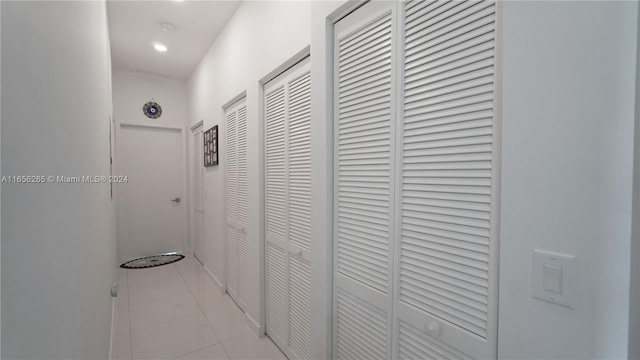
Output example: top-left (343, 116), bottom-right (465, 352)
top-left (107, 1), bottom-right (241, 80)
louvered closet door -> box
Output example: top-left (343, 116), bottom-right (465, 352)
top-left (265, 57), bottom-right (312, 360)
top-left (334, 1), bottom-right (500, 359)
top-left (225, 97), bottom-right (248, 311)
top-left (333, 2), bottom-right (398, 359)
top-left (393, 1), bottom-right (499, 358)
top-left (193, 125), bottom-right (205, 262)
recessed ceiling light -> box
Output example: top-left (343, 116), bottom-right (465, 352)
top-left (154, 44), bottom-right (167, 52)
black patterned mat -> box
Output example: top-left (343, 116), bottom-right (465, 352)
top-left (120, 254), bottom-right (185, 269)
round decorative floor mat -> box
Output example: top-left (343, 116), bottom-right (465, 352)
top-left (120, 254), bottom-right (185, 269)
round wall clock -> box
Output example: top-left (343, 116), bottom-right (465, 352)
top-left (143, 100), bottom-right (162, 119)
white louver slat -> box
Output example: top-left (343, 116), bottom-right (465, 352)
top-left (335, 1), bottom-right (499, 359)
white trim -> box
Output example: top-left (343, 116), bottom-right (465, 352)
top-left (202, 263), bottom-right (226, 294)
top-left (244, 313), bottom-right (265, 337)
top-left (190, 119), bottom-right (204, 131)
top-left (222, 91), bottom-right (247, 111)
top-left (260, 46), bottom-right (311, 86)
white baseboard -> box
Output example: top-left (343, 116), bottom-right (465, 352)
top-left (245, 312), bottom-right (265, 337)
top-left (202, 264), bottom-right (226, 294)
top-left (109, 296), bottom-right (115, 360)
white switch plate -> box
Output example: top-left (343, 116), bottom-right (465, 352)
top-left (532, 249), bottom-right (575, 308)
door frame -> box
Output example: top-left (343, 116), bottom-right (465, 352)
top-left (114, 122), bottom-right (188, 262)
top-left (189, 120), bottom-right (204, 260)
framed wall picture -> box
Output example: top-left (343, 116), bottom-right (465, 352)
top-left (204, 125), bottom-right (218, 166)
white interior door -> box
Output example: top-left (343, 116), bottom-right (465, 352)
top-left (265, 57), bottom-right (312, 360)
top-left (225, 98), bottom-right (248, 311)
top-left (116, 125), bottom-right (185, 262)
top-left (334, 1), bottom-right (500, 359)
top-left (192, 124), bottom-right (205, 262)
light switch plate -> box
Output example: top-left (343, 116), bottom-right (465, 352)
top-left (532, 249), bottom-right (575, 308)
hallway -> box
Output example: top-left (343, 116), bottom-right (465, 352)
top-left (2, 1), bottom-right (640, 359)
top-left (112, 256), bottom-right (284, 360)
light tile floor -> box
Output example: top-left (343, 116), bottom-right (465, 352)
top-left (113, 255), bottom-right (286, 360)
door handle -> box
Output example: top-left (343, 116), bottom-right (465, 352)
top-left (171, 198), bottom-right (181, 203)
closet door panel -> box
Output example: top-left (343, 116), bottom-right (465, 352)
top-left (226, 111), bottom-right (238, 225)
top-left (266, 86), bottom-right (287, 245)
top-left (225, 109), bottom-right (238, 299)
top-left (334, 1), bottom-right (500, 359)
top-left (236, 105), bottom-right (249, 308)
top-left (288, 72), bottom-right (312, 252)
top-left (394, 1), bottom-right (499, 358)
top-left (265, 82), bottom-right (290, 354)
top-left (334, 2), bottom-right (397, 359)
top-left (336, 3), bottom-right (393, 295)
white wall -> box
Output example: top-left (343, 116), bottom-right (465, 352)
top-left (499, 2), bottom-right (638, 358)
top-left (112, 70), bottom-right (187, 262)
top-left (112, 70), bottom-right (187, 129)
top-left (187, 0), bottom-right (310, 335)
top-left (1, 1), bottom-right (116, 359)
